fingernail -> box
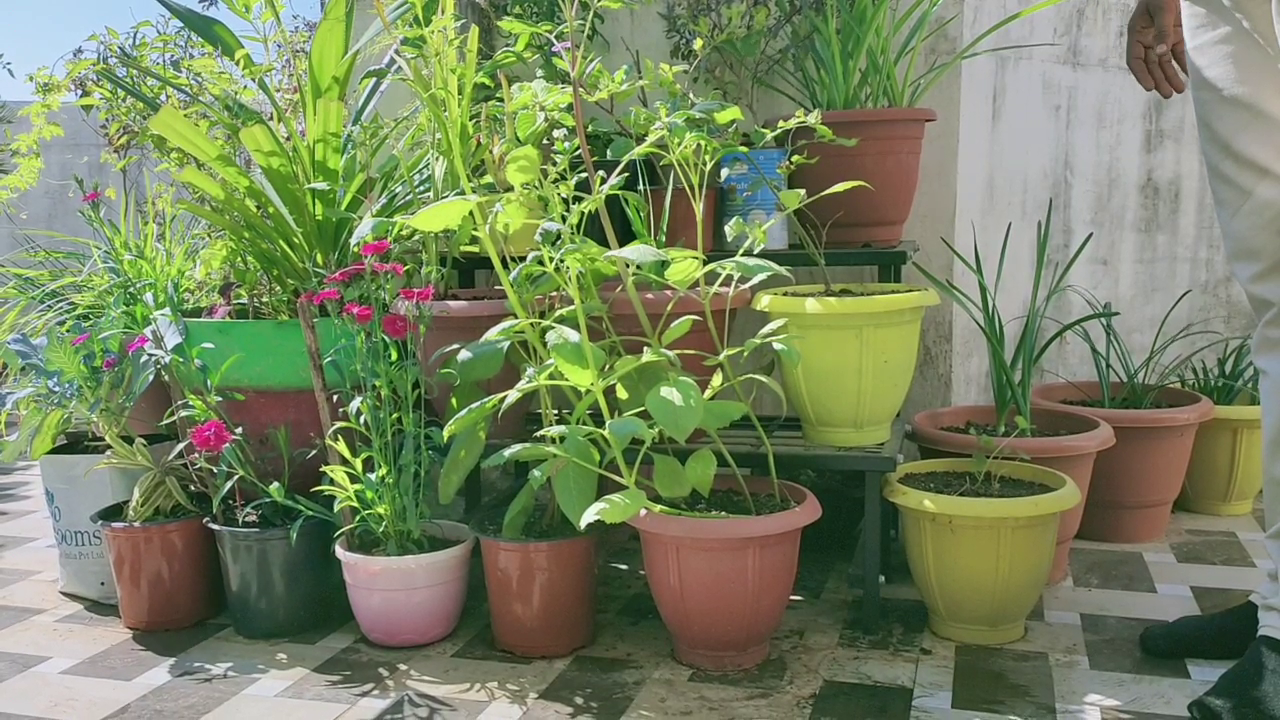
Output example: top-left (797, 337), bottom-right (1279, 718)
top-left (1156, 43), bottom-right (1168, 54)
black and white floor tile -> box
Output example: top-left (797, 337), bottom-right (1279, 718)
top-left (0, 463), bottom-right (1267, 719)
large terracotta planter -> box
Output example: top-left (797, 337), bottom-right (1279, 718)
top-left (478, 532), bottom-right (597, 658)
top-left (1032, 382), bottom-right (1214, 543)
top-left (1179, 403), bottom-right (1263, 516)
top-left (787, 108), bottom-right (937, 249)
top-left (601, 285), bottom-right (751, 383)
top-left (647, 185), bottom-right (716, 253)
top-left (125, 379), bottom-right (173, 437)
top-left (91, 502), bottom-right (223, 631)
top-left (884, 459), bottom-right (1081, 645)
top-left (628, 478), bottom-right (822, 671)
top-left (419, 290), bottom-right (528, 438)
top-left (909, 406), bottom-right (1115, 585)
top-left (335, 521), bottom-right (476, 648)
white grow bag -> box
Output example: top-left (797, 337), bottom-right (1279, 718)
top-left (37, 441), bottom-right (174, 604)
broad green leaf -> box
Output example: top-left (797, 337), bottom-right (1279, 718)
top-left (551, 434), bottom-right (600, 527)
top-left (605, 244), bottom-right (667, 265)
top-left (713, 105), bottom-right (745, 125)
top-left (501, 480), bottom-right (538, 539)
top-left (308, 0), bottom-right (356, 102)
top-left (504, 145), bottom-right (542, 188)
top-left (660, 315), bottom-right (700, 347)
top-left (651, 454), bottom-right (691, 499)
top-left (685, 447), bottom-right (717, 497)
top-left (551, 341), bottom-right (606, 388)
top-left (700, 399), bottom-right (747, 432)
top-left (580, 488), bottom-right (648, 527)
top-left (779, 188), bottom-right (805, 210)
top-left (453, 339), bottom-right (508, 384)
top-left (439, 424), bottom-right (488, 505)
top-left (158, 0), bottom-right (257, 72)
top-left (605, 416), bottom-right (650, 446)
top-left (645, 377), bottom-right (704, 443)
top-left (544, 324), bottom-right (583, 348)
top-left (443, 397), bottom-right (496, 441)
top-left (482, 442), bottom-right (555, 468)
top-left (408, 196), bottom-right (480, 233)
top-left (664, 257), bottom-right (703, 287)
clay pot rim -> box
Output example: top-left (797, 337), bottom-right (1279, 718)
top-left (422, 289), bottom-right (513, 316)
top-left (204, 515), bottom-right (331, 540)
top-left (815, 107), bottom-right (939, 124)
top-left (1212, 403), bottom-right (1261, 422)
top-left (753, 283), bottom-right (938, 315)
top-left (626, 479), bottom-right (822, 539)
top-left (1031, 381), bottom-right (1215, 428)
top-left (885, 458), bottom-right (1082, 518)
top-left (91, 501), bottom-right (205, 531)
top-left (476, 531), bottom-right (598, 550)
top-left (910, 405), bottom-right (1116, 459)
top-left (334, 520), bottom-right (476, 569)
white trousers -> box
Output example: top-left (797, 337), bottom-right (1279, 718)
top-left (1184, 0), bottom-right (1280, 640)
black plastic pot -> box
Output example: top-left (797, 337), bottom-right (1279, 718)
top-left (576, 158), bottom-right (658, 248)
top-left (206, 517), bottom-right (349, 639)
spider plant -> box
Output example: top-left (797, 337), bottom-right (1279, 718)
top-left (1067, 288), bottom-right (1225, 410)
top-left (97, 434), bottom-right (205, 524)
top-left (767, 0), bottom-right (1066, 111)
top-left (1178, 336), bottom-right (1259, 406)
top-left (914, 200), bottom-right (1112, 436)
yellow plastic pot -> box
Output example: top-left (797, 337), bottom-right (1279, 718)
top-left (883, 458), bottom-right (1081, 645)
top-left (1179, 403), bottom-right (1262, 516)
top-left (752, 284), bottom-right (938, 446)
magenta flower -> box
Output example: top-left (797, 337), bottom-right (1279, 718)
top-left (398, 287), bottom-right (436, 303)
top-left (372, 262), bottom-right (405, 276)
top-left (125, 335), bottom-right (148, 354)
top-left (325, 263), bottom-right (366, 285)
top-left (381, 313), bottom-right (411, 340)
top-left (71, 333), bottom-right (90, 347)
top-left (360, 239), bottom-right (391, 257)
top-left (82, 191), bottom-right (103, 204)
top-left (102, 355), bottom-right (119, 371)
top-left (190, 419), bottom-right (234, 455)
top-left (343, 302), bottom-right (374, 325)
top-left (312, 288), bottom-right (342, 305)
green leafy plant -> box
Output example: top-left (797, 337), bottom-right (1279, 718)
top-left (913, 201), bottom-right (1113, 435)
top-left (768, 0), bottom-right (1066, 111)
top-left (1178, 336), bottom-right (1259, 406)
top-left (1067, 288), bottom-right (1224, 410)
top-left (97, 434), bottom-right (203, 524)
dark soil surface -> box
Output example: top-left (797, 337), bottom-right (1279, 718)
top-left (1063, 398), bottom-right (1176, 410)
top-left (899, 470), bottom-right (1056, 499)
top-left (670, 488), bottom-right (796, 516)
top-left (473, 506), bottom-right (582, 541)
top-left (940, 421), bottom-right (1075, 438)
top-left (443, 292), bottom-right (507, 302)
top-left (783, 287), bottom-right (919, 299)
top-left (354, 534), bottom-right (463, 555)
top-left (49, 433), bottom-right (176, 456)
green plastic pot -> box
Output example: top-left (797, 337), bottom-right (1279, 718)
top-left (183, 317), bottom-right (354, 391)
top-left (206, 517), bottom-right (350, 639)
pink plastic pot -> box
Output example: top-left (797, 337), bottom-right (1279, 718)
top-left (335, 520), bottom-right (476, 648)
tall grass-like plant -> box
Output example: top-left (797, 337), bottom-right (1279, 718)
top-left (1178, 336), bottom-right (1259, 406)
top-left (1067, 289), bottom-right (1224, 410)
top-left (914, 201), bottom-right (1112, 435)
top-left (769, 0), bottom-right (1065, 111)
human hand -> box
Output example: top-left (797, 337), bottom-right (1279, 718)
top-left (1127, 0), bottom-right (1188, 98)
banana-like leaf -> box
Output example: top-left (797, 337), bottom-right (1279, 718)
top-left (157, 0), bottom-right (258, 74)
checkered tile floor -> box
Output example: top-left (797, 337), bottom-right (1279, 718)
top-left (0, 462), bottom-right (1267, 719)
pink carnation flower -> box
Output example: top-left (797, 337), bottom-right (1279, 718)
top-left (312, 288), bottom-right (342, 305)
top-left (360, 239), bottom-right (391, 257)
top-left (381, 313), bottom-right (411, 340)
top-left (125, 335), bottom-right (148, 354)
top-left (190, 419), bottom-right (234, 455)
top-left (398, 287), bottom-right (436, 303)
top-left (71, 333), bottom-right (90, 347)
top-left (372, 262), bottom-right (405, 276)
top-left (343, 303), bottom-right (374, 325)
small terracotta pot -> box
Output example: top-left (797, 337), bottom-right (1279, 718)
top-left (599, 285), bottom-right (751, 383)
top-left (647, 185), bottom-right (716, 252)
top-left (1032, 382), bottom-right (1214, 543)
top-left (909, 405), bottom-right (1116, 585)
top-left (419, 290), bottom-right (530, 439)
top-left (628, 478), bottom-right (822, 671)
top-left (787, 108), bottom-right (936, 249)
top-left (125, 379), bottom-right (173, 437)
top-left (91, 503), bottom-right (223, 632)
top-left (478, 532), bottom-right (597, 658)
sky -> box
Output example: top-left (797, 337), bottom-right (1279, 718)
top-left (0, 0), bottom-right (321, 100)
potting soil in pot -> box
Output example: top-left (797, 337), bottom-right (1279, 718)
top-left (899, 471), bottom-right (1056, 499)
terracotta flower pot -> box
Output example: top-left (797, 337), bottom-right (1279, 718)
top-left (787, 108), bottom-right (937, 249)
top-left (125, 379), bottom-right (173, 437)
top-left (419, 290), bottom-right (530, 439)
top-left (600, 285), bottom-right (751, 383)
top-left (1031, 382), bottom-right (1215, 543)
top-left (908, 406), bottom-right (1115, 585)
top-left (91, 502), bottom-right (223, 632)
top-left (647, 185), bottom-right (716, 253)
top-left (628, 478), bottom-right (822, 671)
top-left (478, 532), bottom-right (598, 658)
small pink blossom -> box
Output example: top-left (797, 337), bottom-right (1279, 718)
top-left (343, 302), bottom-right (374, 325)
top-left (82, 191), bottom-right (103, 204)
top-left (398, 287), bottom-right (436, 303)
top-left (190, 419), bottom-right (234, 455)
top-left (381, 313), bottom-right (411, 340)
top-left (210, 304), bottom-right (233, 320)
top-left (102, 355), bottom-right (119, 371)
top-left (312, 288), bottom-right (342, 305)
top-left (325, 263), bottom-right (366, 284)
top-left (299, 291), bottom-right (315, 305)
top-left (125, 335), bottom-right (148, 354)
top-left (360, 239), bottom-right (391, 257)
top-left (71, 333), bottom-right (90, 347)
top-left (372, 262), bottom-right (405, 276)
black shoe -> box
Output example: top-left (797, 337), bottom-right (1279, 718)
top-left (1188, 636), bottom-right (1280, 719)
top-left (1139, 600), bottom-right (1259, 660)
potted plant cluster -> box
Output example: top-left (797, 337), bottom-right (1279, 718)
top-left (910, 201), bottom-right (1116, 584)
top-left (1177, 337), bottom-right (1262, 516)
